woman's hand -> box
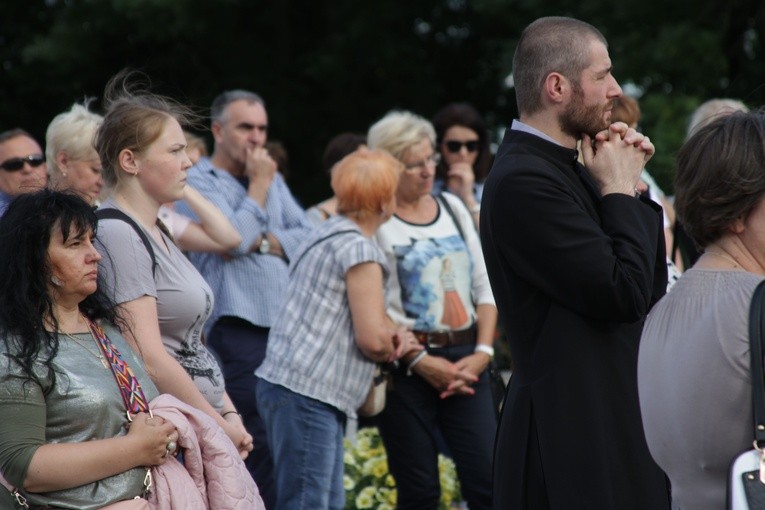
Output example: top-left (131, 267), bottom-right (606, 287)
top-left (446, 162), bottom-right (476, 204)
top-left (126, 413), bottom-right (178, 466)
top-left (454, 352), bottom-right (490, 379)
top-left (222, 412), bottom-right (254, 459)
top-left (412, 355), bottom-right (478, 399)
top-left (389, 327), bottom-right (423, 362)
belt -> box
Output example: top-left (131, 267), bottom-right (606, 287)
top-left (413, 324), bottom-right (477, 348)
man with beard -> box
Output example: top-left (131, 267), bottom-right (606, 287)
top-left (480, 17), bottom-right (670, 510)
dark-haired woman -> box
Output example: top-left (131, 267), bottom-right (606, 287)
top-left (0, 190), bottom-right (176, 509)
top-left (639, 110), bottom-right (765, 510)
top-left (431, 103), bottom-right (493, 229)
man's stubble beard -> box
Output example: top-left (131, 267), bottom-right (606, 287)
top-left (559, 81), bottom-right (611, 139)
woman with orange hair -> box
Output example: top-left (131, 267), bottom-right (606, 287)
top-left (255, 149), bottom-right (422, 509)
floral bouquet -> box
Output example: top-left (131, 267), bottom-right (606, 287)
top-left (343, 426), bottom-right (462, 510)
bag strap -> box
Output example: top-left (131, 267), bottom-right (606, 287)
top-left (749, 280), bottom-right (765, 446)
top-left (437, 192), bottom-right (466, 241)
top-left (86, 319), bottom-right (152, 419)
top-left (289, 229), bottom-right (359, 275)
top-left (96, 208), bottom-right (157, 278)
top-left (0, 472), bottom-right (28, 508)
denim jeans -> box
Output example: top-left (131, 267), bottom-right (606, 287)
top-left (207, 318), bottom-right (275, 508)
top-left (256, 379), bottom-right (346, 510)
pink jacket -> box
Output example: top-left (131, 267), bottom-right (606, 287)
top-left (149, 394), bottom-right (264, 510)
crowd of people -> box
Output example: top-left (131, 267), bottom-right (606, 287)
top-left (0, 14), bottom-right (762, 510)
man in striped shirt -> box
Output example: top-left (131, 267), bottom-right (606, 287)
top-left (176, 90), bottom-right (311, 509)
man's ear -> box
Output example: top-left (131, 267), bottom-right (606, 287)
top-left (543, 72), bottom-right (570, 105)
top-left (211, 121), bottom-right (223, 145)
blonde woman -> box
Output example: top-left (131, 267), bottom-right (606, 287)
top-left (46, 101), bottom-right (104, 204)
top-left (368, 110), bottom-right (497, 510)
top-left (94, 72), bottom-right (252, 458)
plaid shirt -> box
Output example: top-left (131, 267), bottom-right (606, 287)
top-left (175, 157), bottom-right (311, 328)
top-left (256, 215), bottom-right (388, 417)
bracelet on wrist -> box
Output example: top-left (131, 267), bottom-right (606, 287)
top-left (406, 350), bottom-right (428, 376)
top-left (474, 344), bottom-right (495, 359)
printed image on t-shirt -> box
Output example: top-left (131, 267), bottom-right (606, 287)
top-left (393, 234), bottom-right (474, 331)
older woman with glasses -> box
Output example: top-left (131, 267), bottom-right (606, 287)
top-left (367, 110), bottom-right (497, 510)
top-left (431, 103), bottom-right (493, 229)
top-left (0, 129), bottom-right (48, 216)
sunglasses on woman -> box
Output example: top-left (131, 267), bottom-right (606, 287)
top-left (0, 154), bottom-right (45, 172)
top-left (444, 140), bottom-right (479, 153)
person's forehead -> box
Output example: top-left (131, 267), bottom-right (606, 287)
top-left (0, 135), bottom-right (42, 157)
top-left (584, 39), bottom-right (612, 71)
top-left (224, 100), bottom-right (268, 124)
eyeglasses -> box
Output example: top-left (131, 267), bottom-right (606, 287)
top-left (444, 140), bottom-right (479, 153)
top-left (404, 153), bottom-right (441, 171)
top-left (0, 154), bottom-right (45, 172)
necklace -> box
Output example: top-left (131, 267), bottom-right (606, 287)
top-left (60, 314), bottom-right (109, 369)
top-left (704, 249), bottom-right (741, 269)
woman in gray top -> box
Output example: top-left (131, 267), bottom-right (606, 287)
top-left (93, 71), bottom-right (252, 459)
top-left (0, 190), bottom-right (177, 509)
top-left (638, 110), bottom-right (765, 510)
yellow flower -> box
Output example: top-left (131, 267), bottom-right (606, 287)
top-left (377, 504), bottom-right (394, 510)
top-left (343, 474), bottom-right (356, 491)
top-left (385, 474), bottom-right (395, 487)
top-left (355, 487), bottom-right (377, 509)
top-left (361, 456), bottom-right (387, 477)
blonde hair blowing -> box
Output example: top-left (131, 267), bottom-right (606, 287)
top-left (45, 102), bottom-right (103, 175)
top-left (332, 149), bottom-right (402, 220)
top-left (367, 110), bottom-right (436, 160)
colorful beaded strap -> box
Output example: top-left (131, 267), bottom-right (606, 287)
top-left (85, 318), bottom-right (151, 418)
top-left (85, 317), bottom-right (153, 498)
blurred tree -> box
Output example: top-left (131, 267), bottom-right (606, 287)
top-left (1, 0), bottom-right (763, 202)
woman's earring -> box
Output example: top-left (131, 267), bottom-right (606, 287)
top-left (50, 276), bottom-right (63, 287)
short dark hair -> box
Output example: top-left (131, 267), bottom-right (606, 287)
top-left (431, 102), bottom-right (492, 181)
top-left (0, 128), bottom-right (34, 146)
top-left (0, 189), bottom-right (122, 394)
top-left (674, 109), bottom-right (765, 249)
top-left (512, 17), bottom-right (606, 115)
top-left (322, 133), bottom-right (366, 176)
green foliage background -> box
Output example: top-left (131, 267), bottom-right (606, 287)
top-left (2, 0), bottom-right (764, 204)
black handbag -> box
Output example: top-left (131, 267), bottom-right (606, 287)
top-left (729, 280), bottom-right (765, 509)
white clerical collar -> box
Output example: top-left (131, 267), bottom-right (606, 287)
top-left (511, 119), bottom-right (565, 147)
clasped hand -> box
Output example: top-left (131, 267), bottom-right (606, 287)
top-left (581, 121), bottom-right (655, 196)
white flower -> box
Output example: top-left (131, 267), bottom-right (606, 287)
top-left (355, 487), bottom-right (377, 509)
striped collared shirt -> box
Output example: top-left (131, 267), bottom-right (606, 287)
top-left (175, 157), bottom-right (312, 328)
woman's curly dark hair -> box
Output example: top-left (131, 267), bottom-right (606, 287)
top-left (0, 189), bottom-right (122, 393)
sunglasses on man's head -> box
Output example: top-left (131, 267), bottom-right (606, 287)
top-left (444, 140), bottom-right (479, 153)
top-left (0, 154), bottom-right (45, 172)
